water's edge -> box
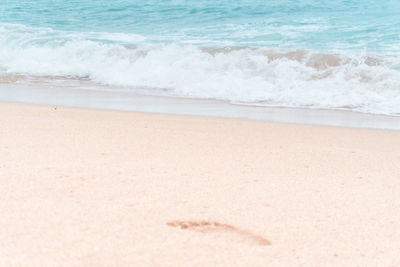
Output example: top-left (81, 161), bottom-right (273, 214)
top-left (1, 84), bottom-right (399, 130)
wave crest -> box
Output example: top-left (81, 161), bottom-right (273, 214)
top-left (1, 23), bottom-right (400, 115)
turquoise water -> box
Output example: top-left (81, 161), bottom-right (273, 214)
top-left (1, 0), bottom-right (400, 51)
top-left (1, 0), bottom-right (400, 114)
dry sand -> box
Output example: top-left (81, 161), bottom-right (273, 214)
top-left (1, 102), bottom-right (400, 266)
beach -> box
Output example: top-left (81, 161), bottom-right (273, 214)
top-left (2, 0), bottom-right (400, 265)
top-left (1, 101), bottom-right (400, 266)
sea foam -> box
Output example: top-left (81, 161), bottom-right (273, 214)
top-left (1, 24), bottom-right (400, 115)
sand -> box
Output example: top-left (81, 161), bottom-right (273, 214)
top-left (1, 102), bottom-right (400, 266)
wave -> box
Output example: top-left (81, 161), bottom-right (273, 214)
top-left (1, 23), bottom-right (400, 115)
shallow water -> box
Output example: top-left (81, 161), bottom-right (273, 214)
top-left (1, 0), bottom-right (400, 115)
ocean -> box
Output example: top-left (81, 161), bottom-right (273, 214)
top-left (1, 0), bottom-right (400, 115)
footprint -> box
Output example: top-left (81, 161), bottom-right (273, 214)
top-left (167, 220), bottom-right (270, 246)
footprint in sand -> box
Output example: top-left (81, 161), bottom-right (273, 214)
top-left (167, 220), bottom-right (270, 246)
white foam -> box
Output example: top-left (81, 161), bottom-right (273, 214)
top-left (1, 23), bottom-right (400, 115)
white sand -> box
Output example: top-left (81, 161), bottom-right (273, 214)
top-left (1, 102), bottom-right (400, 266)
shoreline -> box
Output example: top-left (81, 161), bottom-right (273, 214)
top-left (1, 101), bottom-right (400, 265)
top-left (1, 83), bottom-right (400, 130)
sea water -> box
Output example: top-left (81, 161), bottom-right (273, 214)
top-left (1, 0), bottom-right (400, 115)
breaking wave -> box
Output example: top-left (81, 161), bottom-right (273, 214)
top-left (1, 23), bottom-right (400, 115)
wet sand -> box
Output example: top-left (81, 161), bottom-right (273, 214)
top-left (1, 83), bottom-right (400, 130)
